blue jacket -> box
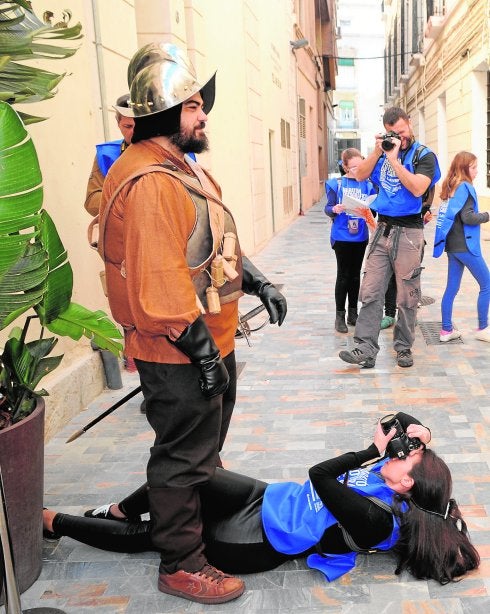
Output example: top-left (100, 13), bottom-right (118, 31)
top-left (262, 459), bottom-right (401, 581)
top-left (371, 142), bottom-right (441, 217)
top-left (324, 177), bottom-right (376, 244)
top-left (433, 182), bottom-right (481, 257)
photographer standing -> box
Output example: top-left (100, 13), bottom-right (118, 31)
top-left (339, 107), bottom-right (440, 368)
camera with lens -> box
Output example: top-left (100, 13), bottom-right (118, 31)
top-left (380, 413), bottom-right (422, 459)
top-left (380, 131), bottom-right (400, 152)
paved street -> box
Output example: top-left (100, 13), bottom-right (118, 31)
top-left (11, 201), bottom-right (490, 613)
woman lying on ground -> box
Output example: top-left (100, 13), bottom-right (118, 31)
top-left (44, 412), bottom-right (479, 585)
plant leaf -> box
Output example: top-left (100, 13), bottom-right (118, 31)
top-left (45, 302), bottom-right (123, 355)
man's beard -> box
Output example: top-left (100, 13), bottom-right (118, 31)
top-left (169, 124), bottom-right (209, 154)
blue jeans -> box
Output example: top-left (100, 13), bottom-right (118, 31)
top-left (441, 251), bottom-right (490, 331)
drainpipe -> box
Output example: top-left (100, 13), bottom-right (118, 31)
top-left (91, 0), bottom-right (109, 141)
top-left (290, 39), bottom-right (309, 216)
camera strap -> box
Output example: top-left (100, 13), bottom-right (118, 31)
top-left (337, 495), bottom-right (394, 554)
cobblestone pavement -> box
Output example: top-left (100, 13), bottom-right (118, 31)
top-left (10, 202), bottom-right (490, 613)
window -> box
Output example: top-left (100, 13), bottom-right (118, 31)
top-left (280, 119), bottom-right (291, 149)
top-left (339, 100), bottom-right (354, 124)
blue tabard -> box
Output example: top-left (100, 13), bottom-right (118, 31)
top-left (324, 177), bottom-right (375, 243)
top-left (262, 459), bottom-right (401, 581)
top-left (95, 140), bottom-right (124, 177)
top-left (433, 182), bottom-right (481, 257)
top-left (370, 141), bottom-right (441, 216)
top-left (95, 143), bottom-right (197, 178)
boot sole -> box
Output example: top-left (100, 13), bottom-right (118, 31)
top-left (339, 351), bottom-right (375, 368)
top-left (158, 579), bottom-right (245, 604)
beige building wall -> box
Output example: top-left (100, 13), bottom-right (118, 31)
top-left (385, 0), bottom-right (490, 212)
top-left (5, 0), bottom-right (333, 436)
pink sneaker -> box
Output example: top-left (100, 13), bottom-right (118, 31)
top-left (439, 329), bottom-right (461, 342)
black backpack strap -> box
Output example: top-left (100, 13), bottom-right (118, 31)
top-left (411, 144), bottom-right (435, 209)
top-left (315, 495), bottom-right (394, 556)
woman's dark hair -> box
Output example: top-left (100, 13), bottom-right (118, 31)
top-left (393, 449), bottom-right (480, 584)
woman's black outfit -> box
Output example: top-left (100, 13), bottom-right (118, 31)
top-left (51, 413), bottom-right (421, 575)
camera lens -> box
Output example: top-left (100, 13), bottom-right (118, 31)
top-left (380, 414), bottom-right (397, 434)
top-left (381, 139), bottom-right (396, 152)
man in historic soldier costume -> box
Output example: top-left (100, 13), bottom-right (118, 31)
top-left (97, 42), bottom-right (286, 604)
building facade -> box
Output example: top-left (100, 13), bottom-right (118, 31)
top-left (13, 0), bottom-right (337, 434)
top-left (333, 0), bottom-right (385, 165)
top-left (383, 0), bottom-right (490, 210)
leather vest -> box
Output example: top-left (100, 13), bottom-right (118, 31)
top-left (100, 158), bottom-right (243, 314)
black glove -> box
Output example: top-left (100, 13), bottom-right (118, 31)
top-left (171, 316), bottom-right (229, 398)
top-left (242, 256), bottom-right (287, 326)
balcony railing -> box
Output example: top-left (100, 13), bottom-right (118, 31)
top-left (336, 118), bottom-right (359, 130)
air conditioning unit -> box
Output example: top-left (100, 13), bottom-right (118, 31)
top-left (409, 53), bottom-right (425, 68)
top-left (424, 15), bottom-right (444, 40)
top-left (399, 73), bottom-right (409, 84)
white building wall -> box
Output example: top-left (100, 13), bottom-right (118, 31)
top-left (335, 0), bottom-right (385, 156)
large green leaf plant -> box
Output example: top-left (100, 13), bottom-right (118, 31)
top-left (0, 2), bottom-right (123, 429)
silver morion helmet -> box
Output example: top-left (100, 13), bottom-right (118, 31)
top-left (116, 42), bottom-right (216, 118)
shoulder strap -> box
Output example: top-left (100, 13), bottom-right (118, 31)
top-left (96, 164), bottom-right (229, 261)
top-left (412, 144), bottom-right (427, 168)
top-left (337, 496), bottom-right (394, 554)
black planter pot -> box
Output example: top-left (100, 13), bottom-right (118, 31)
top-left (0, 398), bottom-right (44, 598)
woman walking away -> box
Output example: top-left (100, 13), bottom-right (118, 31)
top-left (325, 148), bottom-right (377, 332)
top-left (433, 151), bottom-right (490, 342)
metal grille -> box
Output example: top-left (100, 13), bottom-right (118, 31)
top-left (418, 321), bottom-right (463, 345)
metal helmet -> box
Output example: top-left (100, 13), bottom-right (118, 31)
top-left (116, 42), bottom-right (216, 118)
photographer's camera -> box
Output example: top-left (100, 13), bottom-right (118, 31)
top-left (380, 413), bottom-right (422, 459)
top-left (381, 131), bottom-right (400, 152)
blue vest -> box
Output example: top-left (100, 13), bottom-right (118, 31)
top-left (433, 182), bottom-right (481, 257)
top-left (324, 177), bottom-right (375, 243)
top-left (371, 142), bottom-right (441, 216)
top-left (95, 143), bottom-right (196, 178)
top-left (262, 459), bottom-right (401, 581)
top-left (95, 140), bottom-right (124, 177)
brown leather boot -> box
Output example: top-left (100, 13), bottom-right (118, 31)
top-left (158, 563), bottom-right (244, 604)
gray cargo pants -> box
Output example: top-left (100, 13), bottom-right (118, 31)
top-left (353, 224), bottom-right (424, 357)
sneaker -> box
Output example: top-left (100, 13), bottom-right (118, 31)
top-left (84, 503), bottom-right (140, 522)
top-left (339, 348), bottom-right (376, 368)
top-left (475, 327), bottom-right (490, 343)
top-left (158, 564), bottom-right (245, 604)
top-left (439, 329), bottom-right (461, 342)
top-left (397, 349), bottom-right (413, 367)
top-left (380, 316), bottom-right (395, 330)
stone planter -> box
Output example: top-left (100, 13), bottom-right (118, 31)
top-left (0, 398), bottom-right (44, 598)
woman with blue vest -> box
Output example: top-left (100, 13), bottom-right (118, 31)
top-left (325, 148), bottom-right (377, 333)
top-left (433, 152), bottom-right (490, 343)
top-left (43, 412), bottom-right (479, 586)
